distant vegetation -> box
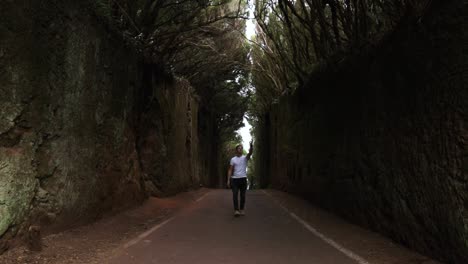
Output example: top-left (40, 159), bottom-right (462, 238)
top-left (93, 0), bottom-right (253, 152)
top-left (249, 0), bottom-right (432, 114)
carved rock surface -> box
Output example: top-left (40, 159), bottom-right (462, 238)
top-left (255, 2), bottom-right (468, 263)
top-left (0, 0), bottom-right (213, 251)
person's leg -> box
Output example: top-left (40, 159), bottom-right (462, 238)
top-left (239, 178), bottom-right (247, 211)
top-left (231, 178), bottom-right (239, 211)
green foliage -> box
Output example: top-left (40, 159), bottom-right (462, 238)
top-left (91, 0), bottom-right (249, 69)
top-left (91, 0), bottom-right (251, 143)
top-left (249, 0), bottom-right (433, 115)
top-left (248, 0), bottom-right (433, 189)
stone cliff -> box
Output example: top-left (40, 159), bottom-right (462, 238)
top-left (0, 1), bottom-right (216, 251)
top-left (254, 2), bottom-right (468, 263)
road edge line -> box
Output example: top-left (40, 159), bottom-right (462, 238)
top-left (123, 217), bottom-right (174, 249)
top-left (123, 190), bottom-right (212, 249)
top-left (262, 190), bottom-right (370, 264)
top-left (195, 192), bottom-right (209, 202)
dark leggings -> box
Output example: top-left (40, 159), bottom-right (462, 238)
top-left (231, 178), bottom-right (247, 210)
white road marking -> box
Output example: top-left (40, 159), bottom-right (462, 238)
top-left (262, 190), bottom-right (370, 264)
top-left (123, 191), bottom-right (211, 249)
top-left (123, 217), bottom-right (174, 249)
top-left (196, 192), bottom-right (209, 202)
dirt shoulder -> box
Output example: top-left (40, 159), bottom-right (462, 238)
top-left (0, 188), bottom-right (210, 264)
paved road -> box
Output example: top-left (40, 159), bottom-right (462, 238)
top-left (109, 190), bottom-right (361, 264)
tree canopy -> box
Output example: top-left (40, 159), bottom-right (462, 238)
top-left (249, 0), bottom-right (433, 114)
top-left (94, 0), bottom-right (251, 142)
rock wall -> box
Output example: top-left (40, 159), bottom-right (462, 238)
top-left (136, 68), bottom-right (210, 196)
top-left (256, 2), bottom-right (468, 263)
top-left (0, 0), bottom-right (211, 251)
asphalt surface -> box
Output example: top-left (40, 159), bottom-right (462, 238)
top-left (109, 190), bottom-right (361, 264)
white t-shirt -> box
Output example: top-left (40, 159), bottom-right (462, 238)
top-left (230, 156), bottom-right (248, 178)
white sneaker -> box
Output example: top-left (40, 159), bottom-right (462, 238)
top-left (234, 210), bottom-right (240, 217)
top-left (239, 210), bottom-right (245, 216)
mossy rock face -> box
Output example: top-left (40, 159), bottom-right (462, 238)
top-left (0, 0), bottom-right (216, 250)
top-left (0, 103), bottom-right (22, 135)
top-left (0, 1), bottom-right (39, 239)
top-left (0, 135), bottom-right (38, 238)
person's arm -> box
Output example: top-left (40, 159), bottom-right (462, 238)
top-left (246, 140), bottom-right (253, 160)
top-left (227, 164), bottom-right (233, 188)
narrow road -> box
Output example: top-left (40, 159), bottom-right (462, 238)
top-left (109, 190), bottom-right (363, 264)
